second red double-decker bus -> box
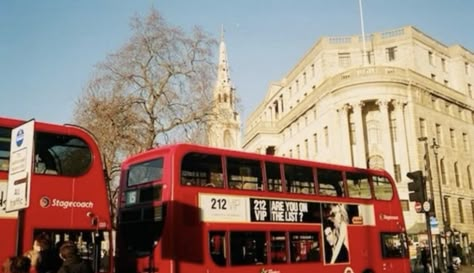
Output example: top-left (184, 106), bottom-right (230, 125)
top-left (116, 143), bottom-right (410, 273)
top-left (0, 116), bottom-right (113, 273)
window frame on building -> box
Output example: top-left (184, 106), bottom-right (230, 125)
top-left (386, 46), bottom-right (397, 62)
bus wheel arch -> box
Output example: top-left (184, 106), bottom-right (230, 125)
top-left (362, 268), bottom-right (374, 273)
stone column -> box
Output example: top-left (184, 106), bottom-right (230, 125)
top-left (377, 99), bottom-right (395, 175)
top-left (338, 104), bottom-right (352, 165)
top-left (352, 102), bottom-right (367, 168)
top-left (394, 100), bottom-right (409, 181)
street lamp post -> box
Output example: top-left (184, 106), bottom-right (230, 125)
top-left (432, 137), bottom-right (450, 269)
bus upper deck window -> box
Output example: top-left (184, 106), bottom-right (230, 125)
top-left (372, 175), bottom-right (393, 200)
top-left (227, 157), bottom-right (262, 190)
top-left (284, 164), bottom-right (315, 194)
top-left (316, 169), bottom-right (344, 197)
top-left (346, 172), bottom-right (371, 199)
top-left (266, 162), bottom-right (282, 192)
top-left (0, 127), bottom-right (10, 171)
top-left (181, 153), bottom-right (223, 187)
top-left (35, 132), bottom-right (92, 176)
top-left (0, 159), bottom-right (8, 171)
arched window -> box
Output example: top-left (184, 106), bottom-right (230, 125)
top-left (366, 120), bottom-right (380, 145)
top-left (368, 155), bottom-right (385, 170)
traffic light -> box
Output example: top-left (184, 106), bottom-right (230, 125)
top-left (407, 170), bottom-right (426, 203)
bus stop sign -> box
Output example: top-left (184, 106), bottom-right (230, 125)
top-left (5, 120), bottom-right (35, 212)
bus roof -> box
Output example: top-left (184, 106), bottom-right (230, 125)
top-left (121, 142), bottom-right (391, 176)
top-left (0, 116), bottom-right (102, 153)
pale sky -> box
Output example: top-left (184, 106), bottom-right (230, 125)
top-left (1, 0), bottom-right (473, 125)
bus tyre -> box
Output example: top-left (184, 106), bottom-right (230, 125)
top-left (362, 269), bottom-right (374, 273)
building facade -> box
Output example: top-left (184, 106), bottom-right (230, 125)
top-left (242, 26), bottom-right (474, 244)
top-left (207, 30), bottom-right (241, 149)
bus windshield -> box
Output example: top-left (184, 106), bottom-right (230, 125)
top-left (0, 127), bottom-right (92, 176)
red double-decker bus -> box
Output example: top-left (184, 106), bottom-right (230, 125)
top-left (116, 143), bottom-right (410, 273)
top-left (0, 116), bottom-right (112, 272)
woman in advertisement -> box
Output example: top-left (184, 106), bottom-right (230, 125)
top-left (324, 203), bottom-right (350, 264)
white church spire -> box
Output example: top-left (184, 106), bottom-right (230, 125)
top-left (216, 25), bottom-right (232, 91)
top-left (207, 26), bottom-right (241, 149)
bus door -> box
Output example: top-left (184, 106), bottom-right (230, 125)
top-left (380, 232), bottom-right (410, 272)
top-left (29, 229), bottom-right (112, 273)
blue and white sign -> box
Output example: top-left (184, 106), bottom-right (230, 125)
top-left (16, 129), bottom-right (25, 147)
top-left (430, 216), bottom-right (439, 235)
top-left (6, 120), bottom-right (35, 212)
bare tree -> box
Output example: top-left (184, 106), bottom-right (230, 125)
top-left (73, 9), bottom-right (218, 225)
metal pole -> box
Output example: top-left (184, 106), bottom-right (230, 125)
top-left (432, 138), bottom-right (450, 270)
top-left (419, 137), bottom-right (435, 202)
top-left (425, 212), bottom-right (436, 272)
top-left (358, 0), bottom-right (367, 66)
top-left (419, 137), bottom-right (436, 271)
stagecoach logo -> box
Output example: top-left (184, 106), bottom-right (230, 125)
top-left (39, 196), bottom-right (94, 209)
top-left (15, 129), bottom-right (24, 147)
top-left (379, 213), bottom-right (399, 221)
top-left (260, 268), bottom-right (280, 273)
top-left (40, 196), bottom-right (51, 208)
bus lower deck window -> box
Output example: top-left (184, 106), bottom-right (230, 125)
top-left (230, 231), bottom-right (266, 265)
top-left (290, 232), bottom-right (320, 263)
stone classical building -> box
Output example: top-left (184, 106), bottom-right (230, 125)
top-left (207, 30), bottom-right (241, 149)
top-left (242, 26), bottom-right (474, 243)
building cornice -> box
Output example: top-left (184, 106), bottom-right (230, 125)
top-left (243, 65), bottom-right (474, 146)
